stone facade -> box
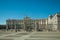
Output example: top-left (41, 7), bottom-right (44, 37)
top-left (6, 13), bottom-right (60, 32)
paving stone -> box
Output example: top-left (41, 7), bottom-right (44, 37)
top-left (0, 39), bottom-right (13, 40)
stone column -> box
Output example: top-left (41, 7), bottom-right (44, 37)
top-left (11, 24), bottom-right (13, 32)
top-left (39, 22), bottom-right (40, 29)
top-left (24, 22), bottom-right (26, 32)
top-left (15, 24), bottom-right (17, 32)
top-left (35, 22), bottom-right (37, 32)
top-left (6, 24), bottom-right (8, 31)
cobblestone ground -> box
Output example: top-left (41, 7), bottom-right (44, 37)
top-left (0, 32), bottom-right (60, 40)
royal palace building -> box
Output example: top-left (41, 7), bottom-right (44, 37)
top-left (6, 13), bottom-right (60, 32)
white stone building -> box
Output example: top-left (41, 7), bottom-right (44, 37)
top-left (48, 13), bottom-right (60, 31)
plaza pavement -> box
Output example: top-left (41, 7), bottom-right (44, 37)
top-left (0, 31), bottom-right (60, 40)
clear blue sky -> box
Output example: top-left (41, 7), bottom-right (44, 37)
top-left (0, 0), bottom-right (60, 24)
